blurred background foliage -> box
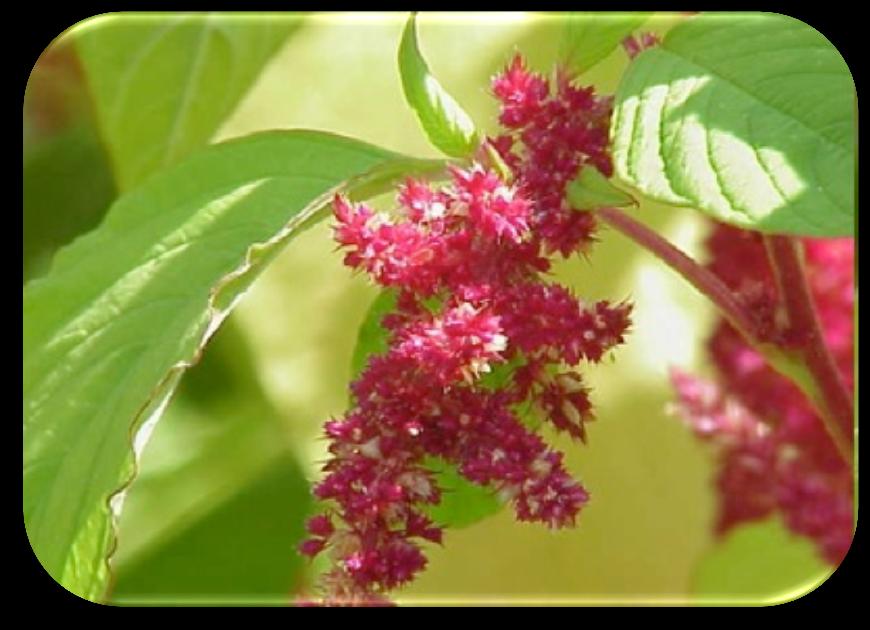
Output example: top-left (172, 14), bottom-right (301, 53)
top-left (24, 12), bottom-right (830, 605)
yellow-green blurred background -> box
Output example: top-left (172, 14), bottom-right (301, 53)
top-left (25, 12), bottom-right (832, 605)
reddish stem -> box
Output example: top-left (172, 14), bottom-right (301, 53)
top-left (764, 235), bottom-right (855, 462)
top-left (595, 207), bottom-right (758, 340)
top-left (596, 206), bottom-right (854, 466)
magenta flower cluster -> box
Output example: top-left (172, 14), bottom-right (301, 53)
top-left (671, 224), bottom-right (854, 564)
top-left (489, 55), bottom-right (614, 257)
top-left (298, 56), bottom-right (631, 605)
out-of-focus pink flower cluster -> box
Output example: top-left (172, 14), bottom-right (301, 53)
top-left (299, 56), bottom-right (631, 605)
top-left (671, 224), bottom-right (854, 564)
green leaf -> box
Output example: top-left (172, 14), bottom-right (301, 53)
top-left (566, 166), bottom-right (636, 210)
top-left (73, 13), bottom-right (303, 190)
top-left (692, 519), bottom-right (833, 604)
top-left (350, 289), bottom-right (398, 377)
top-left (561, 12), bottom-right (652, 74)
top-left (350, 290), bottom-right (505, 529)
top-left (422, 458), bottom-right (503, 529)
top-left (108, 318), bottom-right (309, 604)
top-left (399, 13), bottom-right (480, 158)
top-left (24, 40), bottom-right (119, 284)
top-left (111, 453), bottom-right (312, 605)
top-left (23, 130), bottom-right (441, 601)
top-left (611, 13), bottom-right (855, 237)
top-left (24, 123), bottom-right (117, 283)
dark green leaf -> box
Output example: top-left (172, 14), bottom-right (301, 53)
top-left (111, 453), bottom-right (312, 605)
top-left (23, 124), bottom-right (117, 282)
top-left (422, 458), bottom-right (503, 529)
top-left (350, 289), bottom-right (398, 378)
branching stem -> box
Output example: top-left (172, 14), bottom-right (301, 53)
top-left (763, 235), bottom-right (854, 463)
top-left (596, 207), bottom-right (854, 465)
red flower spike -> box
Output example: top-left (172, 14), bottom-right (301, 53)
top-left (306, 55), bottom-right (631, 605)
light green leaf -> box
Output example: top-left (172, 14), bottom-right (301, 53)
top-left (23, 130), bottom-right (441, 601)
top-left (611, 13), bottom-right (855, 237)
top-left (692, 519), bottom-right (833, 604)
top-left (73, 13), bottom-right (303, 190)
top-left (567, 166), bottom-right (636, 210)
top-left (561, 12), bottom-right (652, 74)
top-left (399, 13), bottom-right (480, 158)
top-left (350, 290), bottom-right (505, 529)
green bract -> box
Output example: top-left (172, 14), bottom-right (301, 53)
top-left (567, 166), bottom-right (636, 210)
top-left (611, 13), bottom-right (855, 236)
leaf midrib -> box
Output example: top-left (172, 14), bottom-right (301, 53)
top-left (161, 17), bottom-right (213, 171)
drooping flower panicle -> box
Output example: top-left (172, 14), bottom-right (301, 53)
top-left (300, 56), bottom-right (632, 605)
top-left (671, 224), bottom-right (854, 564)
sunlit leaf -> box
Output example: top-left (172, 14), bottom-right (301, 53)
top-left (611, 13), bottom-right (855, 236)
top-left (107, 318), bottom-right (312, 605)
top-left (23, 130), bottom-right (440, 601)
